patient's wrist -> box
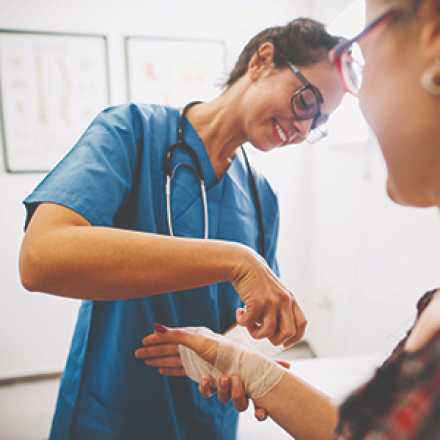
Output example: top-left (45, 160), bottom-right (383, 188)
top-left (178, 327), bottom-right (287, 400)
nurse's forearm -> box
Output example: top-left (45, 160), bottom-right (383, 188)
top-left (254, 372), bottom-right (338, 440)
top-left (20, 223), bottom-right (249, 300)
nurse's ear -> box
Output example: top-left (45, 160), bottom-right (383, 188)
top-left (247, 41), bottom-right (276, 82)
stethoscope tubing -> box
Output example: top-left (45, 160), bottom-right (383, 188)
top-left (164, 101), bottom-right (265, 259)
top-left (165, 162), bottom-right (209, 239)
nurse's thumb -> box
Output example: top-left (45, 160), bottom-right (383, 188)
top-left (236, 307), bottom-right (257, 327)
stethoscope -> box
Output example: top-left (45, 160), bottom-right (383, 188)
top-left (164, 101), bottom-right (266, 260)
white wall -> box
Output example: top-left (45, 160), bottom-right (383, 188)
top-left (295, 140), bottom-right (440, 357)
top-left (307, 0), bottom-right (354, 24)
top-left (0, 0), bottom-right (315, 379)
top-left (278, 0), bottom-right (440, 357)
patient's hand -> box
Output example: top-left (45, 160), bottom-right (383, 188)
top-left (136, 324), bottom-right (289, 419)
top-left (405, 289), bottom-right (440, 352)
top-left (196, 359), bottom-right (291, 420)
top-left (135, 329), bottom-right (186, 377)
top-left (136, 327), bottom-right (245, 406)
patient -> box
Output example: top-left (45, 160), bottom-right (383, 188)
top-left (136, 0), bottom-right (440, 438)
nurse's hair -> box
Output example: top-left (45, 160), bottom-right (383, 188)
top-left (225, 18), bottom-right (343, 88)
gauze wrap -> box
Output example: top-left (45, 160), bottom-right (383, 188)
top-left (178, 327), bottom-right (286, 400)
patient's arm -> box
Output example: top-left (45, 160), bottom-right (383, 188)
top-left (140, 324), bottom-right (338, 440)
top-left (197, 362), bottom-right (338, 437)
top-left (254, 371), bottom-right (338, 440)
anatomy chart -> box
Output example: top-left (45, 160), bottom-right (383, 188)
top-left (0, 31), bottom-right (110, 172)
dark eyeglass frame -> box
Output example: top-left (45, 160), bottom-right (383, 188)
top-left (330, 9), bottom-right (398, 94)
top-left (286, 62), bottom-right (329, 130)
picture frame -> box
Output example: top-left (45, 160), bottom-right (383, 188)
top-left (124, 36), bottom-right (227, 108)
top-left (0, 29), bottom-right (111, 173)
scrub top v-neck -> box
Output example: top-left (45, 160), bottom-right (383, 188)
top-left (23, 103), bottom-right (281, 440)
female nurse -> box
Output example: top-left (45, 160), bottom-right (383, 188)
top-left (142, 1), bottom-right (440, 439)
top-left (19, 18), bottom-right (344, 440)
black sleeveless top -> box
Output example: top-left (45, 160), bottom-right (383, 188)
top-left (335, 290), bottom-right (440, 440)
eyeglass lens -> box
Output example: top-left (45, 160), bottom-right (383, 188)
top-left (292, 88), bottom-right (319, 120)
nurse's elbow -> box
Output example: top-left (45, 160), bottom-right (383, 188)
top-left (19, 240), bottom-right (48, 293)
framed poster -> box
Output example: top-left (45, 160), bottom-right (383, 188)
top-left (0, 29), bottom-right (111, 173)
top-left (124, 36), bottom-right (227, 107)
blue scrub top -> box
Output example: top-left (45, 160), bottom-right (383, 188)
top-left (23, 103), bottom-right (280, 440)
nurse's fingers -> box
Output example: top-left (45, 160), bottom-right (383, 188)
top-left (231, 375), bottom-right (249, 412)
top-left (289, 301), bottom-right (307, 346)
top-left (158, 367), bottom-right (186, 377)
top-left (144, 356), bottom-right (182, 368)
top-left (217, 376), bottom-right (232, 404)
top-left (247, 308), bottom-right (278, 340)
top-left (270, 295), bottom-right (296, 346)
top-left (134, 344), bottom-right (179, 360)
top-left (236, 303), bottom-right (265, 330)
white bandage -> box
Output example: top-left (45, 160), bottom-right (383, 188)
top-left (178, 327), bottom-right (286, 400)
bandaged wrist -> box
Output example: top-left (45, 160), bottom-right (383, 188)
top-left (178, 327), bottom-right (286, 400)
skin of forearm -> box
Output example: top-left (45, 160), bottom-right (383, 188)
top-left (20, 225), bottom-right (249, 300)
top-left (254, 371), bottom-right (339, 440)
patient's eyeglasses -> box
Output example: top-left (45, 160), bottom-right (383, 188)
top-left (329, 9), bottom-right (398, 95)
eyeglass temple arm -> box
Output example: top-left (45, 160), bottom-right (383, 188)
top-left (332, 10), bottom-right (397, 57)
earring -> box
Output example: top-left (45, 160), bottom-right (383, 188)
top-left (421, 58), bottom-right (440, 96)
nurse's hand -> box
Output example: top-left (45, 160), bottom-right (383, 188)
top-left (232, 249), bottom-right (307, 347)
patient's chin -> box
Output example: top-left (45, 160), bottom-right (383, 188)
top-left (386, 178), bottom-right (407, 206)
top-left (386, 179), bottom-right (440, 208)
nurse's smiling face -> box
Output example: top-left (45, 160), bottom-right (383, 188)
top-left (240, 42), bottom-right (344, 151)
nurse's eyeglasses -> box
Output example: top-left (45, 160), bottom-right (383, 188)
top-left (286, 62), bottom-right (329, 144)
top-left (329, 9), bottom-right (398, 95)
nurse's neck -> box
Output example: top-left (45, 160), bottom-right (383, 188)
top-left (185, 92), bottom-right (247, 178)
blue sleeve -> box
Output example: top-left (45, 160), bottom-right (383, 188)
top-left (23, 104), bottom-right (142, 229)
top-left (255, 173), bottom-right (280, 277)
top-left (265, 193), bottom-right (280, 277)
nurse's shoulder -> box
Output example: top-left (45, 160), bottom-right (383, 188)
top-left (95, 102), bottom-right (178, 137)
